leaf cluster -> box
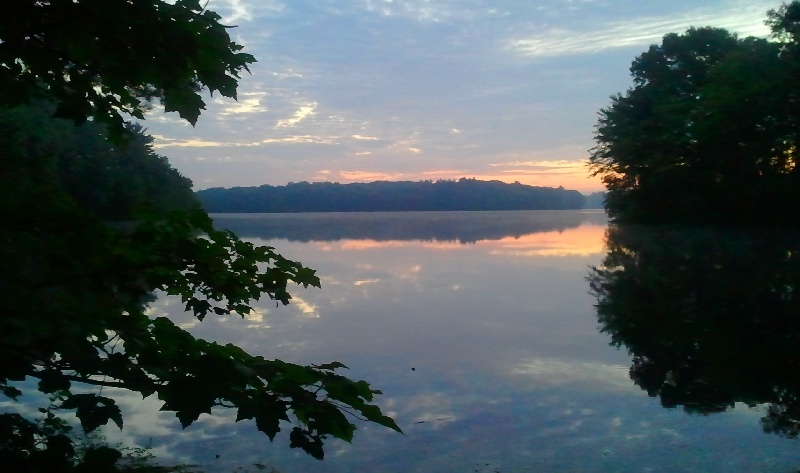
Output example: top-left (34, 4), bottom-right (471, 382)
top-left (0, 102), bottom-right (399, 472)
top-left (1, 1), bottom-right (401, 469)
top-left (0, 0), bottom-right (256, 135)
top-left (2, 187), bottom-right (400, 467)
top-left (1, 101), bottom-right (198, 220)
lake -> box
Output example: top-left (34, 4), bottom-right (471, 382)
top-left (105, 210), bottom-right (800, 472)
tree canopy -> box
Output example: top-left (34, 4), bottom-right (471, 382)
top-left (1, 1), bottom-right (399, 470)
top-left (589, 3), bottom-right (800, 224)
top-left (2, 0), bottom-right (255, 135)
top-left (2, 101), bottom-right (198, 220)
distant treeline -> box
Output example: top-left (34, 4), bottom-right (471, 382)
top-left (196, 178), bottom-right (586, 213)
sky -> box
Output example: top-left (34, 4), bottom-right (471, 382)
top-left (141, 0), bottom-right (779, 193)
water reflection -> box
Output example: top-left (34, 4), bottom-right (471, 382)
top-left (54, 212), bottom-right (800, 472)
top-left (590, 224), bottom-right (800, 438)
top-left (211, 210), bottom-right (608, 243)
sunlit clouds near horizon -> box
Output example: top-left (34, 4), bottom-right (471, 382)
top-left (140, 0), bottom-right (778, 193)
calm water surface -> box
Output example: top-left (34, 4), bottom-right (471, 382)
top-left (107, 211), bottom-right (800, 472)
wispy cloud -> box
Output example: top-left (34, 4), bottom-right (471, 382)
top-left (291, 296), bottom-right (320, 318)
top-left (356, 0), bottom-right (460, 23)
top-left (499, 169), bottom-right (585, 176)
top-left (512, 357), bottom-right (631, 388)
top-left (352, 134), bottom-right (380, 140)
top-left (271, 69), bottom-right (304, 80)
top-left (210, 0), bottom-right (284, 23)
top-left (210, 0), bottom-right (253, 23)
top-left (277, 102), bottom-right (318, 127)
top-left (151, 136), bottom-right (227, 148)
top-left (260, 135), bottom-right (337, 144)
top-left (339, 170), bottom-right (404, 181)
top-left (421, 169), bottom-right (470, 177)
top-left (218, 92), bottom-right (269, 115)
top-left (510, 3), bottom-right (773, 58)
top-left (490, 159), bottom-right (586, 170)
top-left (151, 134), bottom-right (336, 148)
top-left (354, 278), bottom-right (381, 286)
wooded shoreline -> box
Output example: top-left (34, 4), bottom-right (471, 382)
top-left (197, 178), bottom-right (601, 213)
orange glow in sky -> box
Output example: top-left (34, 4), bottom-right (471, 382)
top-left (327, 161), bottom-right (606, 194)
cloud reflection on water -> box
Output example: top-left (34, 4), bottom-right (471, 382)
top-left (49, 211), bottom-right (800, 472)
top-left (311, 223), bottom-right (606, 257)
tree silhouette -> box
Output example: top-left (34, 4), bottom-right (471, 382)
top-left (589, 3), bottom-right (800, 224)
top-left (0, 1), bottom-right (399, 470)
top-left (590, 224), bottom-right (800, 437)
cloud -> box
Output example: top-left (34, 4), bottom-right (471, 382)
top-left (384, 134), bottom-right (424, 155)
top-left (338, 240), bottom-right (410, 250)
top-left (358, 0), bottom-right (451, 23)
top-left (271, 69), bottom-right (304, 79)
top-left (490, 159), bottom-right (586, 170)
top-left (291, 296), bottom-right (320, 318)
top-left (499, 169), bottom-right (586, 176)
top-left (311, 169), bottom-right (337, 181)
top-left (509, 2), bottom-right (774, 58)
top-left (151, 136), bottom-right (227, 148)
top-left (244, 307), bottom-right (271, 328)
top-left (512, 357), bottom-right (632, 388)
top-left (151, 134), bottom-right (336, 148)
top-left (488, 225), bottom-right (607, 257)
top-left (218, 92), bottom-right (269, 115)
top-left (354, 278), bottom-right (381, 286)
top-left (339, 170), bottom-right (404, 181)
top-left (142, 0), bottom-right (767, 196)
top-left (210, 0), bottom-right (285, 23)
top-left (354, 0), bottom-right (510, 24)
top-left (259, 135), bottom-right (337, 144)
top-left (215, 0), bottom-right (252, 23)
top-left (276, 102), bottom-right (318, 127)
top-left (421, 169), bottom-right (470, 177)
top-left (487, 159), bottom-right (591, 177)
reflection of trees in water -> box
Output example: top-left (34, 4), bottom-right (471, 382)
top-left (212, 210), bottom-right (608, 244)
top-left (589, 224), bottom-right (800, 438)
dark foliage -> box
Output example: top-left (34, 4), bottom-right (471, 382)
top-left (589, 3), bottom-right (800, 224)
top-left (0, 1), bottom-right (400, 470)
top-left (1, 101), bottom-right (198, 220)
top-left (1, 0), bottom-right (255, 135)
top-left (1, 108), bottom-right (400, 470)
top-left (590, 224), bottom-right (800, 437)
